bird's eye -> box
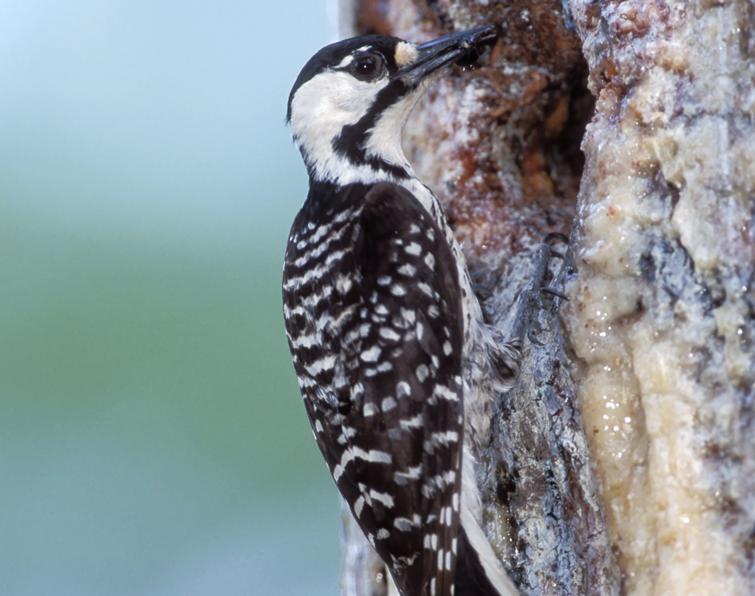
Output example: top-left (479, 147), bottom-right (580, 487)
top-left (349, 53), bottom-right (385, 81)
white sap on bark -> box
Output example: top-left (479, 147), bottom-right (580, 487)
top-left (566, 1), bottom-right (754, 593)
top-left (337, 1), bottom-right (754, 594)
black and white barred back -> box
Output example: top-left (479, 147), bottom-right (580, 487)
top-left (283, 181), bottom-right (466, 595)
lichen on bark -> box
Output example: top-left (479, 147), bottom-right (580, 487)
top-left (339, 0), bottom-right (754, 594)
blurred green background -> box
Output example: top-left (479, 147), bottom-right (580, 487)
top-left (0, 2), bottom-right (341, 594)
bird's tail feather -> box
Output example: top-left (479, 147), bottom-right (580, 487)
top-left (455, 508), bottom-right (519, 596)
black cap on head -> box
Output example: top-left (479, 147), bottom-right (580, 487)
top-left (286, 35), bottom-right (402, 122)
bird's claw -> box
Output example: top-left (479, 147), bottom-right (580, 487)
top-left (505, 234), bottom-right (571, 351)
top-left (540, 286), bottom-right (568, 301)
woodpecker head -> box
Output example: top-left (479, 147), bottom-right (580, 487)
top-left (287, 26), bottom-right (497, 185)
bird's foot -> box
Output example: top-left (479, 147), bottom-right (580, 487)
top-left (508, 235), bottom-right (571, 349)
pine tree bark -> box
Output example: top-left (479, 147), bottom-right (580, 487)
top-left (339, 1), bottom-right (754, 594)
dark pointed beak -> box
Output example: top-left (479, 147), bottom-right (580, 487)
top-left (397, 25), bottom-right (498, 86)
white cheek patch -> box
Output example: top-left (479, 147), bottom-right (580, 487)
top-left (395, 42), bottom-right (418, 66)
top-left (289, 70), bottom-right (391, 185)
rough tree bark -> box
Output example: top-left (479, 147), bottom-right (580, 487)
top-left (338, 1), bottom-right (754, 594)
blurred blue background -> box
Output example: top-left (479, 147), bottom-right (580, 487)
top-left (0, 2), bottom-right (341, 594)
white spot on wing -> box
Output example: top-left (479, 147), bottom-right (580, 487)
top-left (399, 415), bottom-right (423, 430)
top-left (354, 495), bottom-right (365, 517)
top-left (405, 242), bottom-right (422, 255)
top-left (381, 396), bottom-right (397, 412)
top-left (360, 346), bottom-right (381, 362)
top-left (379, 327), bottom-right (401, 341)
top-left (369, 489), bottom-right (395, 508)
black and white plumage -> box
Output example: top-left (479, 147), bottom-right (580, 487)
top-left (283, 26), bottom-right (519, 596)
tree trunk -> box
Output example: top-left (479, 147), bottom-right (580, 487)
top-left (339, 1), bottom-right (754, 594)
